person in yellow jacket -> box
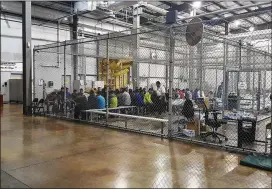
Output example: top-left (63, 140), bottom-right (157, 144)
top-left (144, 88), bottom-right (154, 113)
top-left (109, 91), bottom-right (118, 108)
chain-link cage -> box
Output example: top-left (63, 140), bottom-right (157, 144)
top-left (33, 17), bottom-right (272, 155)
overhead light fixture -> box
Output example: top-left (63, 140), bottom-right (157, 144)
top-left (192, 1), bottom-right (202, 9)
top-left (63, 17), bottom-right (68, 21)
top-left (249, 26), bottom-right (254, 32)
top-left (234, 20), bottom-right (241, 26)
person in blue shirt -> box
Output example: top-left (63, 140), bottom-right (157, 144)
top-left (135, 89), bottom-right (144, 106)
top-left (96, 91), bottom-right (106, 109)
top-left (66, 88), bottom-right (71, 98)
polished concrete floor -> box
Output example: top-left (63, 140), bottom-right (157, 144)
top-left (1, 104), bottom-right (271, 188)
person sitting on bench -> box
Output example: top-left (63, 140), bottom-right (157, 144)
top-left (97, 91), bottom-right (105, 109)
top-left (109, 91), bottom-right (118, 109)
top-left (144, 88), bottom-right (154, 114)
top-left (88, 90), bottom-right (98, 109)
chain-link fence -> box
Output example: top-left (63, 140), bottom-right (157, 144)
top-left (33, 19), bottom-right (272, 155)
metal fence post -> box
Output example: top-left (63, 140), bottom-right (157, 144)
top-left (106, 33), bottom-right (110, 122)
top-left (33, 50), bottom-right (36, 99)
top-left (64, 42), bottom-right (67, 116)
top-left (199, 37), bottom-right (203, 94)
top-left (168, 27), bottom-right (174, 138)
top-left (222, 39), bottom-right (228, 116)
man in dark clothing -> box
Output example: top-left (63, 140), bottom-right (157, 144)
top-left (74, 95), bottom-right (88, 120)
top-left (71, 90), bottom-right (78, 101)
top-left (78, 88), bottom-right (84, 96)
top-left (88, 90), bottom-right (98, 109)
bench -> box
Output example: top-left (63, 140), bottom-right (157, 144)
top-left (83, 106), bottom-right (137, 113)
top-left (86, 110), bottom-right (168, 137)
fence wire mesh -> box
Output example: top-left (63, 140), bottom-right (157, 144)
top-left (33, 19), bottom-right (272, 155)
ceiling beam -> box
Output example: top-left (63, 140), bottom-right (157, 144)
top-left (231, 21), bottom-right (272, 34)
top-left (225, 6), bottom-right (272, 22)
top-left (233, 1), bottom-right (268, 23)
top-left (212, 1), bottom-right (255, 26)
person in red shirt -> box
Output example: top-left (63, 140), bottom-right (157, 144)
top-left (179, 89), bottom-right (185, 99)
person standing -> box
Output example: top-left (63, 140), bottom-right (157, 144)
top-left (217, 82), bottom-right (223, 98)
top-left (153, 81), bottom-right (166, 115)
top-left (66, 88), bottom-right (71, 99)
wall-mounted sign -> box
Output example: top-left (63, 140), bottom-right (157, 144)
top-left (1, 62), bottom-right (22, 72)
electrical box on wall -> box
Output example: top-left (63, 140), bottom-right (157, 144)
top-left (48, 81), bottom-right (54, 88)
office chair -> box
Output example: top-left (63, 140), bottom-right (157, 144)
top-left (201, 101), bottom-right (228, 143)
top-left (177, 99), bottom-right (195, 133)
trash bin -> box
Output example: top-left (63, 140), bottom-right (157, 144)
top-left (237, 118), bottom-right (257, 148)
top-left (228, 93), bottom-right (238, 110)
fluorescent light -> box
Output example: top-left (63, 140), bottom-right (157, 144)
top-left (192, 1), bottom-right (202, 9)
top-left (249, 26), bottom-right (254, 32)
top-left (234, 20), bottom-right (241, 26)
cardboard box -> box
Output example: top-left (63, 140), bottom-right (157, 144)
top-left (186, 120), bottom-right (200, 136)
top-left (183, 129), bottom-right (195, 137)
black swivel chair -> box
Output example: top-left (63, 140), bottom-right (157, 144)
top-left (177, 99), bottom-right (195, 133)
top-left (202, 102), bottom-right (228, 143)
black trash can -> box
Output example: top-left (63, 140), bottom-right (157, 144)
top-left (237, 118), bottom-right (257, 148)
top-left (228, 93), bottom-right (238, 110)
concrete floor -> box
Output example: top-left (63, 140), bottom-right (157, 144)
top-left (1, 104), bottom-right (271, 188)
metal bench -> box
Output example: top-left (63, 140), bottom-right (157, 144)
top-left (85, 109), bottom-right (168, 137)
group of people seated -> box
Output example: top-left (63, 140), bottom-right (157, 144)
top-left (81, 81), bottom-right (168, 117)
top-left (45, 80), bottom-right (221, 120)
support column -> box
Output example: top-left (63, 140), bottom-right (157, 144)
top-left (132, 5), bottom-right (140, 89)
top-left (246, 49), bottom-right (251, 91)
top-left (72, 15), bottom-right (78, 81)
top-left (22, 1), bottom-right (32, 115)
top-left (223, 23), bottom-right (229, 111)
top-left (199, 38), bottom-right (203, 93)
top-left (168, 27), bottom-right (175, 138)
top-left (237, 40), bottom-right (242, 111)
top-left (165, 36), bottom-right (169, 90)
top-left (96, 36), bottom-right (100, 81)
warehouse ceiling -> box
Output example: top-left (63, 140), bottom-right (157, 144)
top-left (2, 1), bottom-right (272, 35)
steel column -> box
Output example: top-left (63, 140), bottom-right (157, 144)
top-left (222, 40), bottom-right (228, 114)
top-left (168, 27), bottom-right (174, 138)
top-left (64, 43), bottom-right (67, 116)
top-left (72, 15), bottom-right (78, 80)
top-left (165, 34), bottom-right (169, 90)
top-left (96, 36), bottom-right (100, 81)
top-left (57, 20), bottom-right (60, 68)
top-left (106, 33), bottom-right (110, 122)
top-left (199, 38), bottom-right (203, 93)
top-left (237, 40), bottom-right (242, 111)
top-left (22, 1), bottom-right (32, 115)
top-left (132, 6), bottom-right (140, 89)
